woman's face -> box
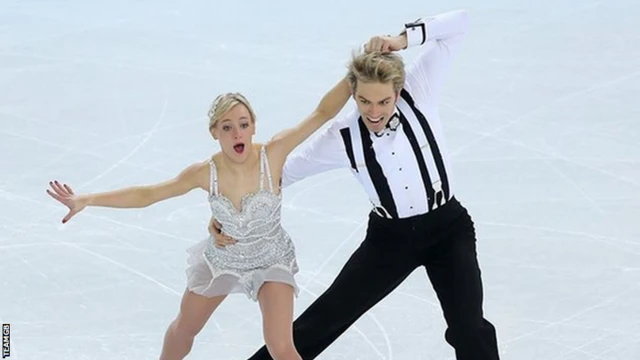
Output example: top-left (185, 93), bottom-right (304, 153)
top-left (210, 103), bottom-right (255, 163)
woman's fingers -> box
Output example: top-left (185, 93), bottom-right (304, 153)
top-left (63, 183), bottom-right (75, 195)
top-left (50, 181), bottom-right (67, 196)
top-left (46, 189), bottom-right (65, 203)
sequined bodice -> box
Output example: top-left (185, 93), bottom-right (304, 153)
top-left (208, 146), bottom-right (284, 244)
top-left (209, 190), bottom-right (283, 241)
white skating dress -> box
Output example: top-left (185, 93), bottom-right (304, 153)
top-left (185, 146), bottom-right (299, 301)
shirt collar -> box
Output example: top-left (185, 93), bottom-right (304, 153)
top-left (372, 108), bottom-right (401, 138)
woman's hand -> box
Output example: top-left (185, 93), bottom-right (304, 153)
top-left (46, 180), bottom-right (88, 223)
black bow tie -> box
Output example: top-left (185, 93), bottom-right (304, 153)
top-left (373, 113), bottom-right (400, 137)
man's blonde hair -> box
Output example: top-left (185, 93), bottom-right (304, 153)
top-left (207, 92), bottom-right (257, 129)
top-left (347, 51), bottom-right (406, 93)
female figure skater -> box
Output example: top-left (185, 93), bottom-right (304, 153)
top-left (46, 76), bottom-right (351, 360)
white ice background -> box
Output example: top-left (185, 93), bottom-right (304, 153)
top-left (1, 0), bottom-right (639, 359)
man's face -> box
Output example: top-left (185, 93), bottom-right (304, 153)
top-left (353, 81), bottom-right (399, 133)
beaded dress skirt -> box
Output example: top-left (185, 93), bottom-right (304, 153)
top-left (185, 147), bottom-right (299, 301)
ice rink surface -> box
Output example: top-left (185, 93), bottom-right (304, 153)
top-left (1, 0), bottom-right (639, 359)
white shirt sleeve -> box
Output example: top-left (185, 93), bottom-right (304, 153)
top-left (403, 9), bottom-right (470, 105)
top-left (281, 119), bottom-right (351, 188)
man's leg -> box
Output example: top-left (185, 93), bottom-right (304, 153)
top-left (423, 211), bottom-right (500, 360)
top-left (248, 215), bottom-right (420, 359)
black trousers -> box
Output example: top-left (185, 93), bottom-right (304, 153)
top-left (248, 197), bottom-right (499, 360)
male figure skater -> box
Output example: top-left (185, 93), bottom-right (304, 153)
top-left (212, 9), bottom-right (499, 360)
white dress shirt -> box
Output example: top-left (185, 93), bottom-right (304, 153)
top-left (282, 9), bottom-right (470, 219)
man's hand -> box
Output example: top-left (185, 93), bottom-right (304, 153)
top-left (364, 34), bottom-right (408, 53)
top-left (208, 217), bottom-right (236, 247)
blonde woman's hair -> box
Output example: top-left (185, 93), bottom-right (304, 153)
top-left (207, 92), bottom-right (256, 129)
top-left (347, 51), bottom-right (406, 93)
